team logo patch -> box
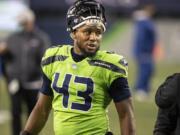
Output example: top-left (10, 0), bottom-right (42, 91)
top-left (119, 58), bottom-right (128, 69)
top-left (106, 51), bottom-right (115, 54)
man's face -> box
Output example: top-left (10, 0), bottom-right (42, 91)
top-left (73, 24), bottom-right (104, 57)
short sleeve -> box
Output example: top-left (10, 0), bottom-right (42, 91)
top-left (105, 54), bottom-right (128, 88)
top-left (40, 72), bottom-right (53, 96)
top-left (41, 46), bottom-right (60, 80)
top-left (108, 77), bottom-right (131, 102)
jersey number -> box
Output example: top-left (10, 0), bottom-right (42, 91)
top-left (53, 72), bottom-right (94, 111)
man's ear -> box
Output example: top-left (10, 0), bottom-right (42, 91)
top-left (70, 32), bottom-right (75, 40)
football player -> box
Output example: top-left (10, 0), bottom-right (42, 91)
top-left (20, 0), bottom-right (136, 135)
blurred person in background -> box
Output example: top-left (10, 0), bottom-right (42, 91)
top-left (132, 5), bottom-right (157, 101)
top-left (154, 73), bottom-right (180, 135)
top-left (0, 9), bottom-right (50, 135)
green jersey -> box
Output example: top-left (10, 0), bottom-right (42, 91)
top-left (41, 45), bottom-right (128, 135)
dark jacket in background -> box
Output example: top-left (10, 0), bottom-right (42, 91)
top-left (2, 27), bottom-right (50, 87)
top-left (1, 27), bottom-right (50, 135)
top-left (154, 73), bottom-right (180, 135)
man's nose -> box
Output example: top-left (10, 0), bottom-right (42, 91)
top-left (89, 32), bottom-right (97, 41)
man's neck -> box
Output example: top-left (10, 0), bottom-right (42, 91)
top-left (71, 48), bottom-right (86, 62)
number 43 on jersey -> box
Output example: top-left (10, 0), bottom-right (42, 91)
top-left (53, 72), bottom-right (94, 111)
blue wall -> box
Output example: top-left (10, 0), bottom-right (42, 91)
top-left (36, 17), bottom-right (73, 46)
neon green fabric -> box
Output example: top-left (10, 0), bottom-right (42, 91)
top-left (41, 45), bottom-right (128, 135)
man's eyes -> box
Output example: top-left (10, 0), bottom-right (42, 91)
top-left (84, 30), bottom-right (91, 34)
top-left (96, 31), bottom-right (102, 35)
top-left (83, 30), bottom-right (102, 35)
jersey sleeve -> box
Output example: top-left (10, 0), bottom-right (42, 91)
top-left (40, 47), bottom-right (56, 96)
top-left (40, 72), bottom-right (53, 96)
top-left (102, 53), bottom-right (130, 102)
top-left (41, 46), bottom-right (59, 80)
top-left (41, 45), bottom-right (70, 80)
top-left (40, 45), bottom-right (70, 96)
top-left (108, 77), bottom-right (131, 102)
top-left (104, 53), bottom-right (128, 88)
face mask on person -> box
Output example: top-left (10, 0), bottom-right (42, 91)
top-left (16, 24), bottom-right (24, 32)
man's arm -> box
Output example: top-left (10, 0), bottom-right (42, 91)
top-left (115, 98), bottom-right (136, 135)
top-left (22, 93), bottom-right (53, 135)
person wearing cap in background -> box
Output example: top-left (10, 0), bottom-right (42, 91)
top-left (20, 0), bottom-right (136, 135)
top-left (0, 9), bottom-right (50, 135)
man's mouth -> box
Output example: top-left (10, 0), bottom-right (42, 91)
top-left (87, 44), bottom-right (96, 50)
